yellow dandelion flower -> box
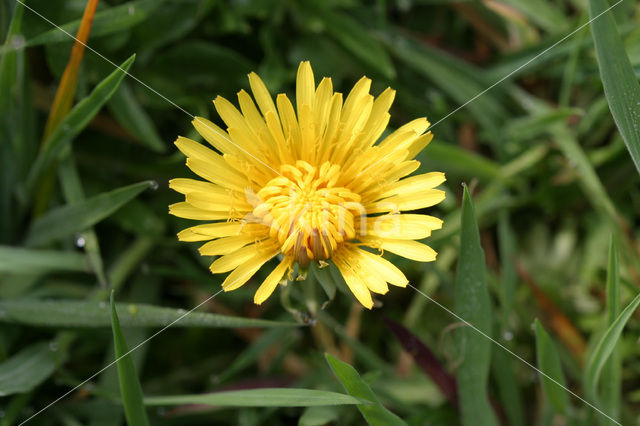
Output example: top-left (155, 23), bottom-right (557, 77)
top-left (170, 61), bottom-right (445, 309)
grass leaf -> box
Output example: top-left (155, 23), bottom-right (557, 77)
top-left (0, 246), bottom-right (89, 274)
top-left (22, 0), bottom-right (164, 48)
top-left (145, 388), bottom-right (363, 407)
top-left (454, 186), bottom-right (498, 426)
top-left (585, 291), bottom-right (640, 401)
top-left (110, 291), bottom-right (150, 426)
top-left (26, 180), bottom-right (153, 247)
top-left (589, 0), bottom-right (640, 174)
top-left (382, 30), bottom-right (506, 132)
top-left (599, 236), bottom-right (621, 424)
top-left (534, 319), bottom-right (569, 414)
top-left (107, 81), bottom-right (165, 152)
top-left (325, 353), bottom-right (406, 426)
top-left (0, 299), bottom-right (300, 328)
top-left (0, 342), bottom-right (56, 396)
top-left (26, 54), bottom-right (135, 196)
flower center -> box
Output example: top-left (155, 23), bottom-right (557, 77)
top-left (252, 161), bottom-right (363, 267)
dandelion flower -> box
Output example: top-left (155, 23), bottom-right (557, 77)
top-left (170, 61), bottom-right (445, 309)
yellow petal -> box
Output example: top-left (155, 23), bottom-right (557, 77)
top-left (175, 136), bottom-right (222, 164)
top-left (313, 77), bottom-right (333, 129)
top-left (379, 172), bottom-right (446, 198)
top-left (333, 253), bottom-right (373, 309)
top-left (366, 189), bottom-right (446, 213)
top-left (362, 237), bottom-right (437, 262)
top-left (254, 256), bottom-right (293, 304)
top-left (186, 191), bottom-right (251, 212)
top-left (192, 116), bottom-right (237, 155)
top-left (296, 61), bottom-right (315, 112)
top-left (276, 93), bottom-right (301, 154)
top-left (199, 235), bottom-right (258, 256)
top-left (169, 202), bottom-right (235, 221)
top-left (169, 178), bottom-right (225, 195)
top-left (186, 158), bottom-right (248, 191)
top-left (248, 71), bottom-right (277, 118)
top-left (222, 246), bottom-right (280, 291)
top-left (365, 214), bottom-right (442, 240)
top-left (211, 240), bottom-right (278, 273)
top-left (177, 222), bottom-right (264, 241)
top-left (357, 249), bottom-right (408, 287)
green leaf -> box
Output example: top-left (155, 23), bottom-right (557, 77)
top-left (299, 406), bottom-right (339, 426)
top-left (0, 342), bottom-right (56, 396)
top-left (0, 245), bottom-right (89, 274)
top-left (419, 141), bottom-right (502, 183)
top-left (534, 319), bottom-right (569, 414)
top-left (107, 80), bottom-right (165, 152)
top-left (498, 0), bottom-right (568, 33)
top-left (0, 299), bottom-right (300, 328)
top-left (25, 180), bottom-right (153, 247)
top-left (22, 0), bottom-right (164, 48)
top-left (589, 0), bottom-right (640, 174)
top-left (585, 291), bottom-right (640, 401)
top-left (309, 6), bottom-right (395, 79)
top-left (145, 388), bottom-right (363, 407)
top-left (599, 236), bottom-right (621, 424)
top-left (26, 54), bottom-right (136, 196)
top-left (382, 30), bottom-right (506, 132)
top-left (110, 292), bottom-right (150, 426)
top-left (325, 353), bottom-right (406, 426)
top-left (454, 186), bottom-right (498, 426)
top-left (0, 2), bottom-right (24, 244)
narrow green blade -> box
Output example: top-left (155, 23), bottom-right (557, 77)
top-left (0, 246), bottom-right (89, 273)
top-left (26, 54), bottom-right (135, 196)
top-left (534, 319), bottom-right (569, 414)
top-left (325, 353), bottom-right (406, 426)
top-left (0, 343), bottom-right (56, 396)
top-left (110, 291), bottom-right (150, 426)
top-left (599, 236), bottom-right (621, 424)
top-left (145, 388), bottom-right (363, 407)
top-left (585, 292), bottom-right (640, 401)
top-left (0, 299), bottom-right (300, 328)
top-left (454, 186), bottom-right (498, 426)
top-left (589, 0), bottom-right (640, 174)
top-left (26, 180), bottom-right (153, 247)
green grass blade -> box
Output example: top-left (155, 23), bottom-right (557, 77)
top-left (0, 299), bottom-right (300, 328)
top-left (498, 0), bottom-right (567, 33)
top-left (585, 291), bottom-right (640, 401)
top-left (454, 186), bottom-right (498, 426)
top-left (534, 319), bottom-right (569, 414)
top-left (21, 0), bottom-right (164, 48)
top-left (25, 180), bottom-right (153, 247)
top-left (418, 141), bottom-right (502, 183)
top-left (0, 2), bottom-right (24, 244)
top-left (110, 291), bottom-right (150, 426)
top-left (325, 353), bottom-right (406, 426)
top-left (382, 30), bottom-right (506, 131)
top-left (58, 157), bottom-right (107, 285)
top-left (306, 5), bottom-right (394, 79)
top-left (107, 81), bottom-right (165, 152)
top-left (497, 212), bottom-right (517, 333)
top-left (589, 0), bottom-right (640, 174)
top-left (599, 236), bottom-right (621, 424)
top-left (0, 342), bottom-right (56, 396)
top-left (145, 388), bottom-right (363, 407)
top-left (0, 246), bottom-right (89, 274)
top-left (25, 54), bottom-right (135, 197)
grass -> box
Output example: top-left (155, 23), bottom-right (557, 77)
top-left (1, 0), bottom-right (640, 425)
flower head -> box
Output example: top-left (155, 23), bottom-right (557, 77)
top-left (170, 61), bottom-right (445, 308)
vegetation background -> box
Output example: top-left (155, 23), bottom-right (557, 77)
top-left (1, 0), bottom-right (640, 425)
